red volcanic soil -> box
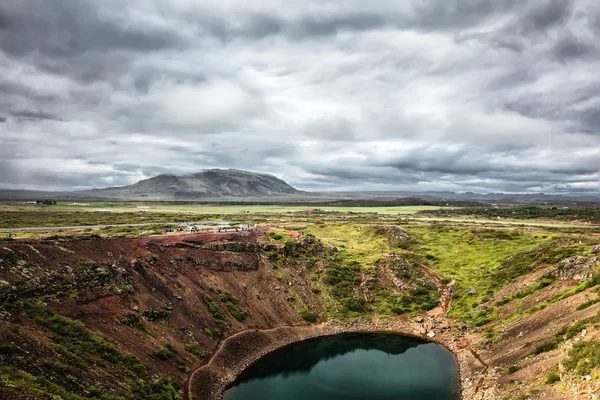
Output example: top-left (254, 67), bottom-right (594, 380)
top-left (0, 231), bottom-right (320, 395)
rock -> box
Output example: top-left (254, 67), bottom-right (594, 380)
top-left (591, 245), bottom-right (600, 254)
top-left (552, 256), bottom-right (600, 281)
top-left (143, 307), bottom-right (172, 321)
top-left (427, 332), bottom-right (436, 338)
top-left (132, 306), bottom-right (139, 311)
top-left (130, 258), bottom-right (143, 269)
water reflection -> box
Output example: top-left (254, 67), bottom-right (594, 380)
top-left (225, 333), bottom-right (461, 400)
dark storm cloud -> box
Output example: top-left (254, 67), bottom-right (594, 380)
top-left (519, 0), bottom-right (572, 33)
top-left (0, 1), bottom-right (186, 87)
top-left (552, 32), bottom-right (596, 61)
top-left (9, 110), bottom-right (62, 121)
top-left (410, 0), bottom-right (522, 31)
top-left (0, 0), bottom-right (599, 194)
top-left (0, 1), bottom-right (182, 58)
top-left (289, 13), bottom-right (386, 38)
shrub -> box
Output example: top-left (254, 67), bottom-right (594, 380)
top-left (504, 365), bottom-right (521, 375)
top-left (299, 309), bottom-right (318, 323)
top-left (204, 296), bottom-right (226, 321)
top-left (132, 376), bottom-right (181, 400)
top-left (563, 341), bottom-right (600, 375)
top-left (342, 297), bottom-right (367, 313)
top-left (219, 291), bottom-right (238, 304)
top-left (533, 341), bottom-right (558, 355)
top-left (204, 328), bottom-right (222, 338)
top-left (184, 344), bottom-right (205, 360)
top-left (269, 232), bottom-right (283, 240)
top-left (154, 347), bottom-right (174, 361)
top-left (226, 304), bottom-right (247, 322)
top-left (496, 297), bottom-right (511, 307)
top-left (545, 371), bottom-right (560, 384)
top-left (576, 297), bottom-right (600, 311)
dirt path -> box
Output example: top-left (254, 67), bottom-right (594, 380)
top-left (420, 264), bottom-right (455, 317)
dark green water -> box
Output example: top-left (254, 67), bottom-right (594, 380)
top-left (224, 333), bottom-right (461, 400)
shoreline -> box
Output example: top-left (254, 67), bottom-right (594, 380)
top-left (188, 318), bottom-right (491, 400)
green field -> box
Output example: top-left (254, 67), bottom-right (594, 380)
top-left (0, 202), bottom-right (441, 215)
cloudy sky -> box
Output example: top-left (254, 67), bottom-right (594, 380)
top-left (1, 0), bottom-right (599, 194)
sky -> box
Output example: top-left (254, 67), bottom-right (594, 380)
top-left (0, 0), bottom-right (599, 194)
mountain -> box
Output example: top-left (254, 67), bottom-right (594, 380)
top-left (1, 169), bottom-right (599, 203)
top-left (85, 169), bottom-right (300, 199)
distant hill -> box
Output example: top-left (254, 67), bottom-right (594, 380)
top-left (0, 169), bottom-right (599, 203)
top-left (84, 169), bottom-right (299, 199)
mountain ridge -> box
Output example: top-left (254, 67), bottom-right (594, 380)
top-left (85, 169), bottom-right (299, 199)
top-left (0, 168), bottom-right (599, 203)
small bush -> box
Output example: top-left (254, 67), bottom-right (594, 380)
top-left (563, 340), bottom-right (600, 375)
top-left (504, 365), bottom-right (521, 375)
top-left (132, 376), bottom-right (181, 400)
top-left (154, 347), bottom-right (174, 361)
top-left (184, 344), bottom-right (205, 360)
top-left (204, 296), bottom-right (226, 321)
top-left (299, 309), bottom-right (318, 323)
top-left (496, 297), bottom-right (511, 307)
top-left (576, 297), bottom-right (600, 311)
top-left (219, 291), bottom-right (238, 304)
top-left (204, 328), bottom-right (223, 338)
top-left (533, 341), bottom-right (558, 355)
top-left (545, 371), bottom-right (560, 384)
top-left (343, 297), bottom-right (367, 313)
top-left (269, 232), bottom-right (283, 240)
top-left (226, 304), bottom-right (247, 322)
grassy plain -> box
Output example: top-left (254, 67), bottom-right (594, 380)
top-left (2, 201), bottom-right (600, 400)
top-left (0, 201), bottom-right (441, 215)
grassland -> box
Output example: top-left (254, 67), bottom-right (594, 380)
top-left (424, 205), bottom-right (600, 223)
top-left (2, 201), bottom-right (600, 399)
top-left (0, 201), bottom-right (441, 215)
top-left (271, 221), bottom-right (599, 326)
top-left (301, 224), bottom-right (394, 272)
top-left (404, 226), bottom-right (552, 323)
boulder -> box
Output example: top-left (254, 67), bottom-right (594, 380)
top-left (591, 244), bottom-right (600, 254)
top-left (552, 256), bottom-right (599, 281)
